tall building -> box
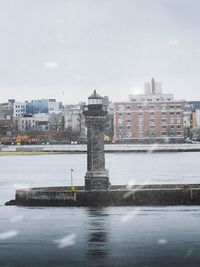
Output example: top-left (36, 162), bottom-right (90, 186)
top-left (13, 102), bottom-right (26, 118)
top-left (113, 79), bottom-right (184, 143)
top-left (26, 99), bottom-right (62, 115)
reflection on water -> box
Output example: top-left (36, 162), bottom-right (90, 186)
top-left (87, 208), bottom-right (110, 264)
top-left (1, 153), bottom-right (200, 266)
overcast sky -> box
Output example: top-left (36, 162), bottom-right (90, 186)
top-left (0, 0), bottom-right (200, 104)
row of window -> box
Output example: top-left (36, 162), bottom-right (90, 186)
top-left (118, 119), bottom-right (182, 124)
top-left (15, 105), bottom-right (25, 109)
top-left (117, 104), bottom-right (182, 111)
top-left (131, 98), bottom-right (173, 102)
top-left (15, 109), bottom-right (25, 112)
top-left (21, 120), bottom-right (35, 124)
top-left (118, 112), bottom-right (182, 117)
top-left (117, 125), bottom-right (182, 131)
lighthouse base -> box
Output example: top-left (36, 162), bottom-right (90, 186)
top-left (85, 170), bottom-right (110, 190)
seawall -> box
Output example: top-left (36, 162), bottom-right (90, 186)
top-left (8, 184), bottom-right (200, 207)
top-left (1, 143), bottom-right (200, 154)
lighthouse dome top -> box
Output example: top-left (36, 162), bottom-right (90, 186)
top-left (88, 90), bottom-right (103, 105)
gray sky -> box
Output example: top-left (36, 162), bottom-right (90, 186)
top-left (0, 0), bottom-right (200, 104)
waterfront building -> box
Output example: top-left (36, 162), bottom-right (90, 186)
top-left (26, 99), bottom-right (62, 115)
top-left (186, 101), bottom-right (200, 111)
top-left (113, 78), bottom-right (184, 143)
top-left (195, 109), bottom-right (200, 128)
top-left (183, 101), bottom-right (200, 139)
top-left (62, 103), bottom-right (87, 141)
top-left (0, 99), bottom-right (15, 120)
top-left (16, 116), bottom-right (36, 131)
top-left (190, 127), bottom-right (200, 141)
top-left (0, 119), bottom-right (13, 136)
top-left (34, 113), bottom-right (50, 131)
top-left (13, 102), bottom-right (26, 118)
top-left (49, 113), bottom-right (64, 131)
top-left (16, 113), bottom-right (50, 132)
top-left (63, 104), bottom-right (82, 133)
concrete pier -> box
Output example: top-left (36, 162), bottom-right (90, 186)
top-left (7, 184), bottom-right (200, 206)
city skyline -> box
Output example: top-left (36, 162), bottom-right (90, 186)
top-left (0, 0), bottom-right (200, 103)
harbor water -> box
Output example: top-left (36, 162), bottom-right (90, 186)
top-left (1, 152), bottom-right (200, 266)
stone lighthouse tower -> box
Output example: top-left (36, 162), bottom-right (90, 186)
top-left (83, 90), bottom-right (110, 190)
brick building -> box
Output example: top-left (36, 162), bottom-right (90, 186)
top-left (113, 79), bottom-right (184, 143)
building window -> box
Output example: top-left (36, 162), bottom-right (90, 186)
top-left (118, 105), bottom-right (124, 111)
top-left (126, 132), bottom-right (132, 138)
top-left (138, 112), bottom-right (143, 118)
top-left (118, 119), bottom-right (123, 125)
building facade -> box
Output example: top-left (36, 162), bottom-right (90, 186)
top-left (113, 79), bottom-right (184, 143)
top-left (26, 99), bottom-right (62, 115)
top-left (195, 109), bottom-right (200, 128)
top-left (13, 102), bottom-right (26, 118)
top-left (16, 113), bottom-right (50, 132)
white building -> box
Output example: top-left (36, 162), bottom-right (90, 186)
top-left (16, 113), bottom-right (50, 131)
top-left (48, 99), bottom-right (61, 114)
top-left (13, 102), bottom-right (26, 118)
top-left (183, 111), bottom-right (191, 128)
top-left (63, 105), bottom-right (82, 133)
top-left (195, 109), bottom-right (200, 127)
top-left (17, 116), bottom-right (36, 131)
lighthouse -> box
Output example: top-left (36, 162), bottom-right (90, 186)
top-left (83, 90), bottom-right (110, 190)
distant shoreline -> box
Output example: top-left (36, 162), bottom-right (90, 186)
top-left (0, 144), bottom-right (200, 155)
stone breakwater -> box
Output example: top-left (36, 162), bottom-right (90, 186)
top-left (1, 144), bottom-right (200, 154)
top-left (6, 184), bottom-right (200, 207)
